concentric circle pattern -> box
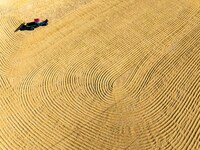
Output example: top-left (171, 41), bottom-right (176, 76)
top-left (0, 0), bottom-right (200, 149)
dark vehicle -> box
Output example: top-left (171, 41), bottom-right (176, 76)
top-left (15, 19), bottom-right (48, 32)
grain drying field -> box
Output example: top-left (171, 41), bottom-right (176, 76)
top-left (0, 0), bottom-right (199, 149)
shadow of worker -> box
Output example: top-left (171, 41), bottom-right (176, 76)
top-left (15, 19), bottom-right (48, 32)
top-left (14, 22), bottom-right (35, 32)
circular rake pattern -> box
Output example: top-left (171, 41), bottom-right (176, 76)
top-left (0, 0), bottom-right (200, 149)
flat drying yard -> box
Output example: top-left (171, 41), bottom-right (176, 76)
top-left (0, 0), bottom-right (199, 149)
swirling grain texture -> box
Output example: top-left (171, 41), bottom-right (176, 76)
top-left (0, 0), bottom-right (199, 149)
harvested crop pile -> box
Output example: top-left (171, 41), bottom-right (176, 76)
top-left (0, 0), bottom-right (199, 149)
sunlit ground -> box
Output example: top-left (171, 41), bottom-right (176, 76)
top-left (0, 0), bottom-right (7, 5)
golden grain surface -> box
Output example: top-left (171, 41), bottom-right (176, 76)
top-left (0, 0), bottom-right (200, 149)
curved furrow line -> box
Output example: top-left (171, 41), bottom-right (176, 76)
top-left (108, 42), bottom-right (153, 87)
top-left (73, 127), bottom-right (115, 149)
top-left (1, 17), bottom-right (20, 45)
top-left (93, 69), bottom-right (113, 102)
top-left (23, 69), bottom-right (72, 145)
top-left (0, 0), bottom-right (200, 149)
top-left (58, 50), bottom-right (111, 106)
top-left (144, 79), bottom-right (194, 138)
top-left (45, 60), bottom-right (139, 148)
top-left (160, 8), bottom-right (200, 46)
top-left (83, 58), bottom-right (130, 103)
top-left (60, 61), bottom-right (92, 108)
top-left (18, 65), bottom-right (56, 148)
top-left (0, 58), bottom-right (20, 77)
top-left (138, 84), bottom-right (192, 149)
top-left (22, 110), bottom-right (63, 149)
top-left (9, 16), bottom-right (21, 28)
top-left (184, 111), bottom-right (199, 149)
top-left (169, 75), bottom-right (199, 149)
top-left (132, 51), bottom-right (176, 97)
top-left (18, 105), bottom-right (61, 147)
top-left (0, 17), bottom-right (6, 36)
top-left (6, 22), bottom-right (23, 49)
top-left (138, 37), bottom-right (199, 106)
top-left (25, 0), bottom-right (92, 23)
top-left (119, 32), bottom-right (199, 146)
top-left (159, 24), bottom-right (199, 69)
top-left (176, 77), bottom-right (199, 149)
top-left (110, 53), bottom-right (151, 101)
top-left (152, 12), bottom-right (195, 44)
top-left (187, 109), bottom-right (199, 149)
top-left (129, 2), bottom-right (196, 44)
top-left (4, 17), bottom-right (17, 38)
top-left (42, 1), bottom-right (198, 150)
top-left (34, 60), bottom-right (108, 143)
top-left (0, 39), bottom-right (14, 60)
top-left (72, 97), bottom-right (138, 139)
top-left (0, 55), bottom-right (10, 74)
top-left (72, 119), bottom-right (120, 147)
top-left (68, 128), bottom-right (115, 149)
top-left (0, 0), bottom-right (117, 148)
top-left (50, 132), bottom-right (96, 150)
top-left (29, 0), bottom-right (143, 94)
top-left (138, 67), bottom-right (197, 121)
top-left (81, 62), bottom-right (120, 113)
top-left (40, 64), bottom-right (60, 101)
top-left (21, 63), bottom-right (54, 113)
top-left (68, 116), bottom-right (120, 150)
top-left (0, 40), bottom-right (12, 58)
top-left (0, 110), bottom-right (26, 149)
top-left (122, 54), bottom-right (150, 89)
top-left (2, 38), bottom-right (14, 56)
top-left (0, 75), bottom-right (13, 107)
top-left (69, 0), bottom-right (147, 54)
top-left (12, 31), bottom-right (77, 72)
top-left (35, 107), bottom-right (84, 149)
top-left (133, 24), bottom-right (199, 97)
top-left (83, 65), bottom-right (107, 102)
top-left (133, 54), bottom-right (199, 149)
top-left (125, 16), bottom-right (198, 96)
top-left (179, 107), bottom-right (199, 149)
top-left (62, 85), bottom-right (111, 124)
top-left (135, 46), bottom-right (199, 125)
top-left (0, 17), bottom-right (25, 74)
top-left (37, 63), bottom-right (81, 121)
top-left (103, 45), bottom-right (148, 88)
top-left (75, 39), bottom-right (152, 112)
top-left (44, 106), bottom-right (115, 148)
top-left (0, 76), bottom-right (37, 149)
